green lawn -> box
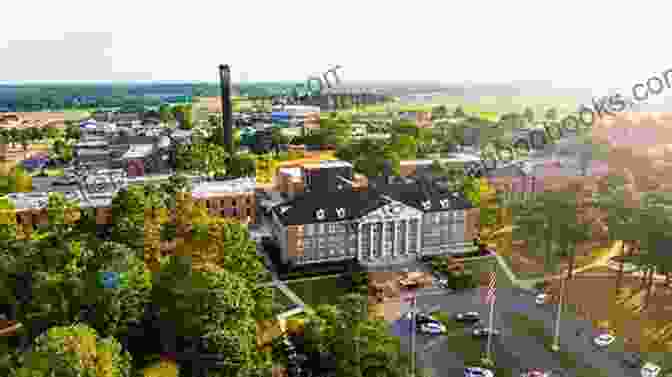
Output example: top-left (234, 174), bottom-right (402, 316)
top-left (508, 314), bottom-right (610, 377)
top-left (271, 286), bottom-right (296, 314)
top-left (286, 275), bottom-right (349, 307)
top-left (429, 311), bottom-right (515, 377)
top-left (461, 257), bottom-right (515, 289)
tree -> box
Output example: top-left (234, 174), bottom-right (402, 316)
top-left (12, 323), bottom-right (132, 377)
top-left (389, 134), bottom-right (417, 160)
top-left (0, 195), bottom-right (17, 242)
top-left (45, 192), bottom-right (79, 238)
top-left (228, 153), bottom-right (256, 178)
top-left (302, 293), bottom-right (428, 377)
top-left (152, 255), bottom-right (263, 376)
top-left (593, 174), bottom-right (637, 293)
top-left (158, 173), bottom-right (192, 210)
top-left (432, 105), bottom-right (447, 119)
top-left (158, 104), bottom-right (174, 123)
top-left (454, 106), bottom-right (466, 118)
top-left (110, 185), bottom-right (163, 251)
top-left (545, 108), bottom-right (558, 122)
top-left (523, 107), bottom-right (535, 124)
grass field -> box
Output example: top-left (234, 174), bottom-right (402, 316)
top-left (508, 314), bottom-right (610, 377)
top-left (461, 257), bottom-right (515, 289)
top-left (286, 275), bottom-right (349, 307)
top-left (341, 94), bottom-right (579, 124)
top-left (430, 312), bottom-right (515, 377)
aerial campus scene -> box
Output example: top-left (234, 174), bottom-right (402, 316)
top-left (0, 3), bottom-right (671, 377)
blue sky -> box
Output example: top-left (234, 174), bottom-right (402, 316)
top-left (0, 0), bottom-right (670, 99)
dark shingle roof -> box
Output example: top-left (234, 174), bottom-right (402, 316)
top-left (379, 180), bottom-right (474, 212)
top-left (273, 180), bottom-right (474, 226)
top-left (272, 189), bottom-right (389, 225)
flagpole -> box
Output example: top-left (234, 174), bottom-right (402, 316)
top-left (410, 292), bottom-right (416, 377)
top-left (485, 293), bottom-right (495, 361)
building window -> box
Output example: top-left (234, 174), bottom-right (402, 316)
top-left (232, 199), bottom-right (237, 206)
top-left (246, 198), bottom-right (251, 204)
top-left (233, 208), bottom-right (238, 216)
top-left (246, 208), bottom-right (251, 217)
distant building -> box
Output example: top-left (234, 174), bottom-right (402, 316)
top-left (191, 177), bottom-right (257, 224)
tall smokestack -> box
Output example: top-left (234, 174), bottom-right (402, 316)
top-left (218, 64), bottom-right (233, 154)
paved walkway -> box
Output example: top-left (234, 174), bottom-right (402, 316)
top-left (494, 241), bottom-right (624, 290)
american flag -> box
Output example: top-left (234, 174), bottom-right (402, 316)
top-left (485, 270), bottom-right (496, 304)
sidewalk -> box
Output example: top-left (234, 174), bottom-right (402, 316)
top-left (496, 241), bottom-right (623, 290)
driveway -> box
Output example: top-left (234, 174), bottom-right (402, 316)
top-left (404, 287), bottom-right (638, 377)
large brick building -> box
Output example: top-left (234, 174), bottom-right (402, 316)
top-left (269, 176), bottom-right (479, 267)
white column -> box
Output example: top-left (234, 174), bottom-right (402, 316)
top-left (405, 219), bottom-right (410, 255)
top-left (369, 222), bottom-right (374, 260)
top-left (381, 221), bottom-right (387, 258)
top-left (393, 221), bottom-right (398, 258)
top-left (416, 219), bottom-right (421, 254)
top-left (357, 224), bottom-right (363, 260)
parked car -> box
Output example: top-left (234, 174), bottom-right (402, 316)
top-left (622, 353), bottom-right (644, 368)
top-left (454, 312), bottom-right (480, 322)
top-left (472, 326), bottom-right (501, 337)
top-left (521, 369), bottom-right (550, 377)
top-left (419, 322), bottom-right (446, 335)
top-left (641, 362), bottom-right (662, 377)
top-left (535, 293), bottom-right (549, 305)
top-left (465, 367), bottom-right (494, 377)
top-left (593, 333), bottom-right (616, 347)
top-left (414, 313), bottom-right (441, 326)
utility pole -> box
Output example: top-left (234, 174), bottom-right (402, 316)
top-left (551, 275), bottom-right (566, 351)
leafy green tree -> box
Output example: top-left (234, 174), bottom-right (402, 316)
top-left (64, 123), bottom-right (81, 141)
top-left (302, 294), bottom-right (429, 377)
top-left (158, 173), bottom-right (192, 210)
top-left (593, 174), bottom-right (637, 292)
top-left (0, 195), bottom-right (17, 242)
top-left (523, 107), bottom-right (535, 123)
top-left (432, 105), bottom-right (447, 119)
top-left (545, 108), bottom-right (558, 122)
top-left (454, 106), bottom-right (466, 118)
top-left (152, 256), bottom-right (263, 376)
top-left (158, 104), bottom-right (174, 123)
top-left (12, 323), bottom-right (132, 377)
top-left (389, 134), bottom-right (417, 160)
top-left (110, 185), bottom-right (160, 250)
top-left (228, 153), bottom-right (256, 178)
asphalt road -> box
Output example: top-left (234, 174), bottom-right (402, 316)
top-left (394, 287), bottom-right (638, 377)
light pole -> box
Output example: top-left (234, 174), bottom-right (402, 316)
top-left (551, 275), bottom-right (566, 352)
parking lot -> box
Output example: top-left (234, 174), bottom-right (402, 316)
top-left (391, 286), bottom-right (643, 377)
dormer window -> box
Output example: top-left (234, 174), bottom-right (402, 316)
top-left (315, 209), bottom-right (326, 220)
top-left (439, 199), bottom-right (450, 209)
top-left (421, 200), bottom-right (431, 210)
top-left (336, 208), bottom-right (345, 219)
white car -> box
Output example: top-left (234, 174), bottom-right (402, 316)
top-left (593, 333), bottom-right (616, 347)
top-left (641, 362), bottom-right (661, 377)
top-left (535, 293), bottom-right (548, 305)
top-left (419, 322), bottom-right (446, 335)
top-left (465, 367), bottom-right (494, 377)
